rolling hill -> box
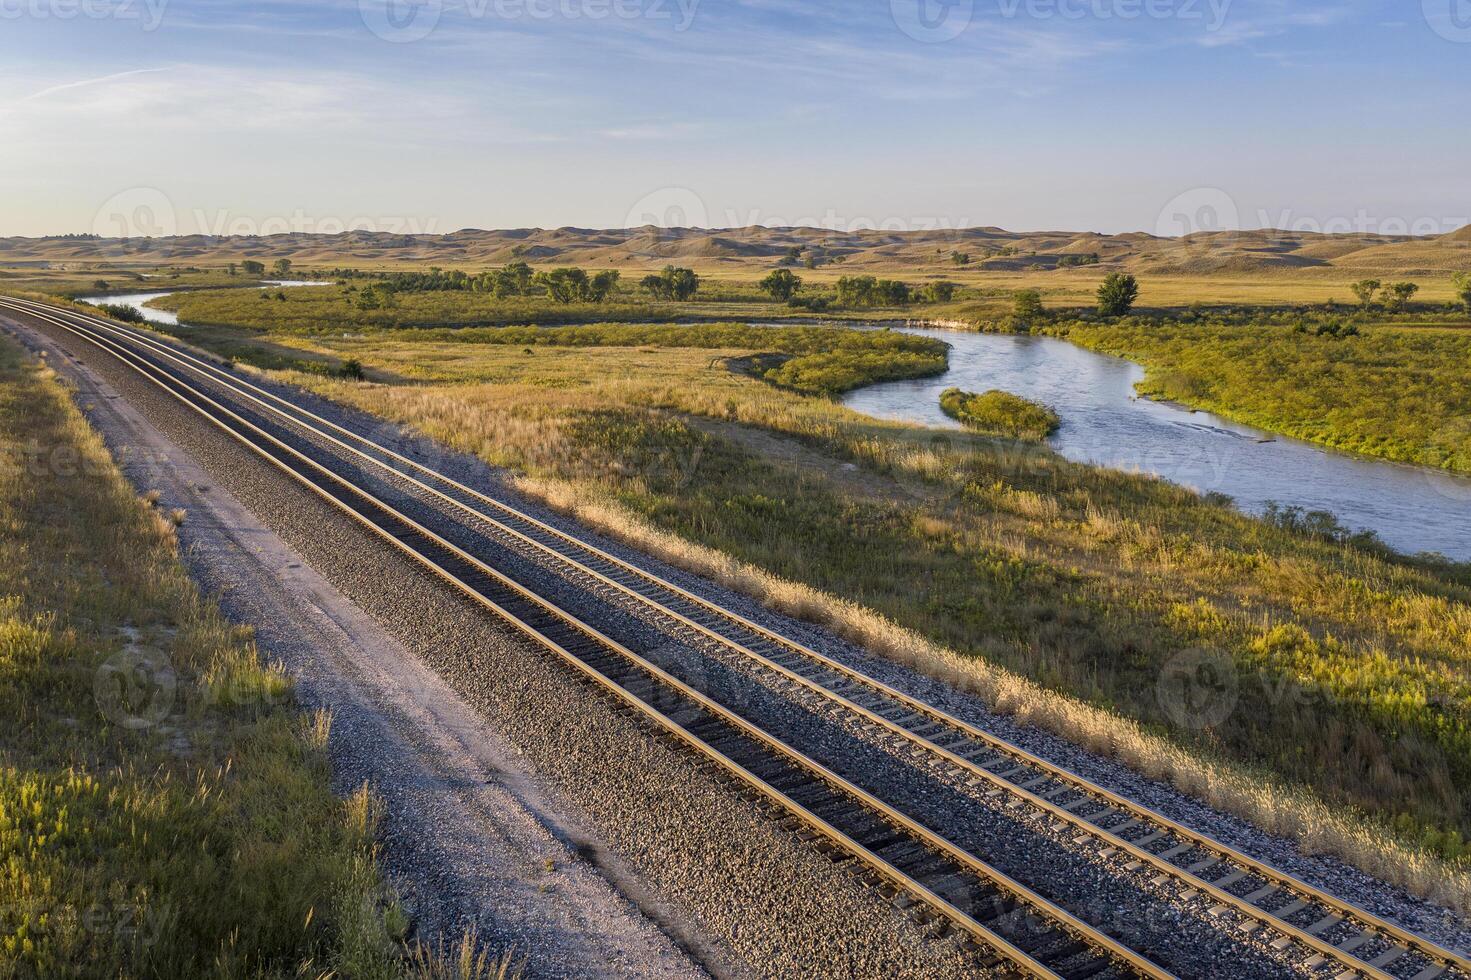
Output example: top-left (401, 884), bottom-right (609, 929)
top-left (3, 224), bottom-right (1469, 278)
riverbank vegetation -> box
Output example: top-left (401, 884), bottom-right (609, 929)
top-left (0, 339), bottom-right (407, 975)
top-left (110, 299), bottom-right (1471, 909)
top-left (1052, 319), bottom-right (1471, 475)
top-left (939, 388), bottom-right (1060, 440)
top-left (152, 266), bottom-right (971, 331)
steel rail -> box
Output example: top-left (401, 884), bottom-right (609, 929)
top-left (4, 296), bottom-right (1180, 980)
top-left (13, 294), bottom-right (1466, 980)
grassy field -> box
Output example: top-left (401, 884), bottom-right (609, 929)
top-left (0, 337), bottom-right (410, 976)
top-left (151, 274), bottom-right (1471, 476)
top-left (102, 301), bottom-right (1471, 910)
top-left (0, 266), bottom-right (265, 301)
top-left (1052, 318), bottom-right (1471, 475)
top-left (152, 266), bottom-right (1471, 329)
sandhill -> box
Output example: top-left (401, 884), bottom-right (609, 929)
top-left (3, 224), bottom-right (1468, 277)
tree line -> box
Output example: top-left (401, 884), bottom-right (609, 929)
top-left (1351, 275), bottom-right (1471, 312)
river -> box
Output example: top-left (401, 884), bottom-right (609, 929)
top-left (76, 280), bottom-right (330, 327)
top-left (842, 326), bottom-right (1471, 561)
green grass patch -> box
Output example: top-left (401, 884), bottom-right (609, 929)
top-left (0, 339), bottom-right (402, 977)
top-left (939, 388), bottom-right (1060, 440)
top-left (146, 315), bottom-right (952, 399)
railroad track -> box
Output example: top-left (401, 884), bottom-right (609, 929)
top-left (3, 298), bottom-right (1172, 978)
top-left (7, 295), bottom-right (1468, 980)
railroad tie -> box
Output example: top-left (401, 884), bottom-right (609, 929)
top-left (1366, 946), bottom-right (1407, 969)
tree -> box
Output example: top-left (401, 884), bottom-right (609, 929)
top-left (780, 245), bottom-right (803, 266)
top-left (640, 266), bottom-right (699, 301)
top-left (491, 261), bottom-right (534, 298)
top-left (836, 276), bottom-right (911, 307)
top-left (759, 269), bottom-right (802, 301)
top-left (273, 258), bottom-right (292, 276)
top-left (1013, 289), bottom-right (1043, 319)
top-left (836, 275), bottom-right (876, 306)
top-left (226, 263), bottom-right (237, 276)
top-left (1096, 273), bottom-right (1139, 317)
top-left (662, 266), bottom-right (699, 301)
top-left (640, 274), bottom-right (669, 300)
top-left (951, 251), bottom-right (970, 266)
top-left (1350, 279), bottom-right (1381, 307)
top-left (1453, 272), bottom-right (1471, 310)
top-left (587, 270), bottom-right (621, 302)
top-left (530, 267), bottom-right (620, 303)
top-left (92, 279), bottom-right (110, 290)
top-left (922, 280), bottom-right (956, 303)
top-left (241, 260), bottom-right (265, 276)
top-left (1383, 281), bottom-right (1419, 312)
top-left (876, 280), bottom-right (910, 306)
top-left (534, 267), bottom-right (590, 303)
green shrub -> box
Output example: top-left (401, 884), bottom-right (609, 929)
top-left (939, 387), bottom-right (1060, 440)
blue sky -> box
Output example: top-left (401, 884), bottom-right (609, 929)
top-left (1, 0), bottom-right (1467, 237)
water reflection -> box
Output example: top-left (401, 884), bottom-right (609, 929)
top-left (843, 327), bottom-right (1471, 560)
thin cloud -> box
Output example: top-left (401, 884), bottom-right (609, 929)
top-left (11, 68), bottom-right (171, 107)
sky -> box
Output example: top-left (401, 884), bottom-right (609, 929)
top-left (1, 0), bottom-right (1468, 238)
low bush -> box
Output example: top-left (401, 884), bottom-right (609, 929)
top-left (939, 387), bottom-right (1060, 440)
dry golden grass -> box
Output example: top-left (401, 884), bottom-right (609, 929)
top-left (228, 330), bottom-right (1471, 909)
top-left (518, 475), bottom-right (1471, 910)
